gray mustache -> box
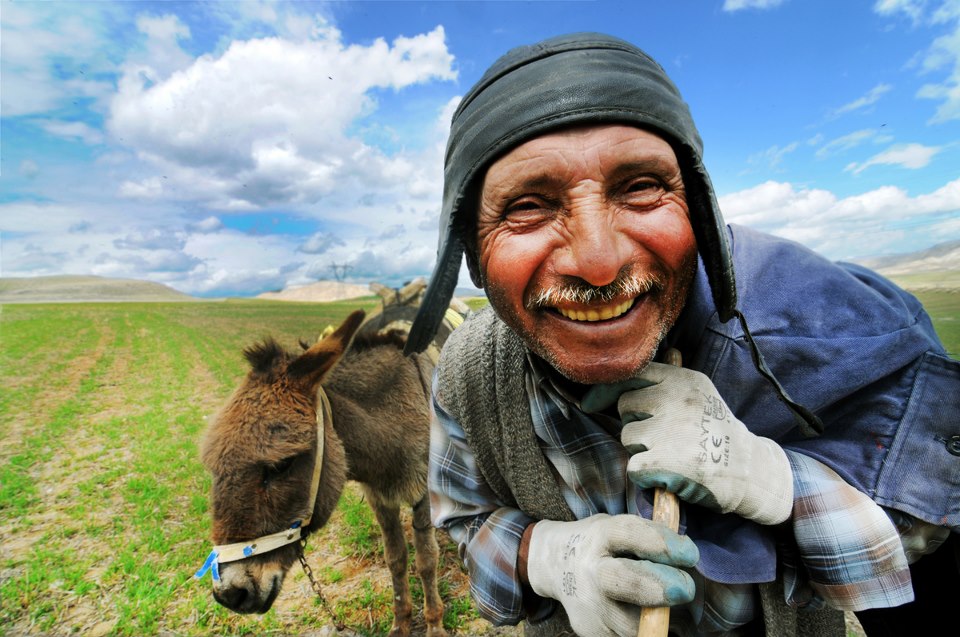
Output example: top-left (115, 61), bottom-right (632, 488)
top-left (527, 271), bottom-right (663, 309)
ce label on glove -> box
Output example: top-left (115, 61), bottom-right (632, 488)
top-left (698, 393), bottom-right (731, 467)
top-left (560, 532), bottom-right (584, 597)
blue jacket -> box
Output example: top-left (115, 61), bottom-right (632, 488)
top-left (672, 224), bottom-right (959, 533)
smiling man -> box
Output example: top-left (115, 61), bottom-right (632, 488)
top-left (406, 33), bottom-right (959, 637)
top-left (477, 125), bottom-right (696, 385)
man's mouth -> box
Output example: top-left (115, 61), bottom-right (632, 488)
top-left (555, 297), bottom-right (636, 322)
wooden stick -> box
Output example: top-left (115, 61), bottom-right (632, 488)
top-left (636, 347), bottom-right (683, 637)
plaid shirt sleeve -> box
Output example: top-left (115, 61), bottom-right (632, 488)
top-left (784, 450), bottom-right (915, 611)
top-left (428, 380), bottom-right (549, 625)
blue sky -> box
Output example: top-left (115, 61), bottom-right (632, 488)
top-left (2, 0), bottom-right (959, 297)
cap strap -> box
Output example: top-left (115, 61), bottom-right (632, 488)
top-left (734, 309), bottom-right (823, 438)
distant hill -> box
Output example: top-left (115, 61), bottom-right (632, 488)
top-left (257, 279), bottom-right (488, 303)
top-left (0, 275), bottom-right (197, 303)
top-left (455, 285), bottom-right (486, 299)
top-left (854, 240), bottom-right (960, 290)
top-left (256, 280), bottom-right (373, 302)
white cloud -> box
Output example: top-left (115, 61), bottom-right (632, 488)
top-left (1, 4), bottom-right (461, 297)
top-left (874, 0), bottom-right (960, 122)
top-left (844, 142), bottom-right (941, 173)
top-left (815, 129), bottom-right (894, 158)
top-left (37, 120), bottom-right (105, 145)
top-left (117, 177), bottom-right (168, 201)
top-left (107, 22), bottom-right (456, 211)
top-left (933, 0), bottom-right (960, 22)
top-left (0, 201), bottom-right (103, 234)
top-left (187, 217), bottom-right (225, 233)
top-left (829, 84), bottom-right (892, 118)
top-left (746, 142), bottom-right (799, 171)
top-left (130, 14), bottom-right (195, 79)
top-left (299, 232), bottom-right (346, 255)
top-left (344, 244), bottom-right (438, 283)
top-left (917, 80), bottom-right (960, 120)
top-left (720, 177), bottom-right (960, 259)
top-left (94, 249), bottom-right (203, 276)
top-left (188, 268), bottom-right (294, 297)
top-left (178, 230), bottom-right (308, 295)
top-left (874, 0), bottom-right (928, 23)
top-left (720, 181), bottom-right (838, 229)
top-left (18, 160), bottom-right (40, 179)
top-left (917, 15), bottom-right (960, 122)
top-left (0, 204), bottom-right (197, 282)
top-left (0, 2), bottom-right (118, 116)
top-left (113, 228), bottom-right (186, 251)
top-left (3, 87), bottom-right (458, 297)
top-left (723, 0), bottom-right (786, 11)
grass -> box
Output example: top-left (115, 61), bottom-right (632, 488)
top-left (336, 489), bottom-right (384, 561)
top-left (0, 298), bottom-right (481, 637)
top-left (0, 291), bottom-right (956, 636)
top-left (912, 289), bottom-right (960, 358)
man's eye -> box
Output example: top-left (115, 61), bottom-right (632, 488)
top-left (504, 198), bottom-right (551, 223)
top-left (507, 199), bottom-right (542, 212)
top-left (624, 179), bottom-right (665, 206)
top-left (626, 178), bottom-right (663, 193)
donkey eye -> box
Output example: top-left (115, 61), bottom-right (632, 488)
top-left (261, 456), bottom-right (297, 486)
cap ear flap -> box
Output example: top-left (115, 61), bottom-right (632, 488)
top-left (675, 145), bottom-right (737, 323)
top-left (465, 245), bottom-right (483, 288)
top-left (406, 238), bottom-right (464, 355)
top-left (288, 309), bottom-right (365, 388)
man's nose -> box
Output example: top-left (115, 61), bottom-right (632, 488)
top-left (555, 207), bottom-right (628, 287)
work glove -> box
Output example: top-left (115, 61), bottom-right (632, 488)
top-left (526, 513), bottom-right (698, 637)
top-left (584, 363), bottom-right (793, 526)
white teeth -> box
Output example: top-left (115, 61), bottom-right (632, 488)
top-left (557, 298), bottom-right (636, 322)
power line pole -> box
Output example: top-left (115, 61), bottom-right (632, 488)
top-left (329, 263), bottom-right (352, 281)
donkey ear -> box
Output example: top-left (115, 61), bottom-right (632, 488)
top-left (287, 309), bottom-right (366, 387)
top-left (328, 309), bottom-right (366, 346)
top-left (243, 337), bottom-right (285, 374)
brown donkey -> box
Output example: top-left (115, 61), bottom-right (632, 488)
top-left (198, 309), bottom-right (447, 637)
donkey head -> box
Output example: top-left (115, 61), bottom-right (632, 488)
top-left (200, 309), bottom-right (364, 613)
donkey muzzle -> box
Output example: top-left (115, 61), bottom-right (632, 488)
top-left (212, 562), bottom-right (285, 614)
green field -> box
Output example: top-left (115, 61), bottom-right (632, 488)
top-left (0, 298), bottom-right (487, 637)
top-left (0, 293), bottom-right (957, 636)
top-left (912, 289), bottom-right (960, 358)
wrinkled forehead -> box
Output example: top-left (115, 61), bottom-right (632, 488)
top-left (480, 123), bottom-right (681, 190)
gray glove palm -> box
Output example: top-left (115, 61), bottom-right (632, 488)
top-left (586, 363), bottom-right (794, 526)
top-left (526, 513), bottom-right (698, 637)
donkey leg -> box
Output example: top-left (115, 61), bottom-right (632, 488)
top-left (412, 496), bottom-right (448, 637)
top-left (365, 488), bottom-right (413, 637)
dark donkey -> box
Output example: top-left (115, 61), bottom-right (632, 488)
top-left (198, 309), bottom-right (448, 637)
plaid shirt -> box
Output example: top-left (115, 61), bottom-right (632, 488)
top-left (429, 354), bottom-right (929, 632)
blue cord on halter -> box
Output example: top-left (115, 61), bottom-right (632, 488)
top-left (194, 520), bottom-right (305, 582)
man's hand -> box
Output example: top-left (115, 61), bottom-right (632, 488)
top-left (525, 514), bottom-right (698, 637)
top-left (608, 362), bottom-right (793, 525)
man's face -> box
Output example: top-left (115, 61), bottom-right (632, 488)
top-left (477, 124), bottom-right (697, 384)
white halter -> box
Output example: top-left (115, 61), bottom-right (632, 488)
top-left (195, 388), bottom-right (331, 582)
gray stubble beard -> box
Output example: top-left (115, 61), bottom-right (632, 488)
top-left (485, 254), bottom-right (698, 384)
